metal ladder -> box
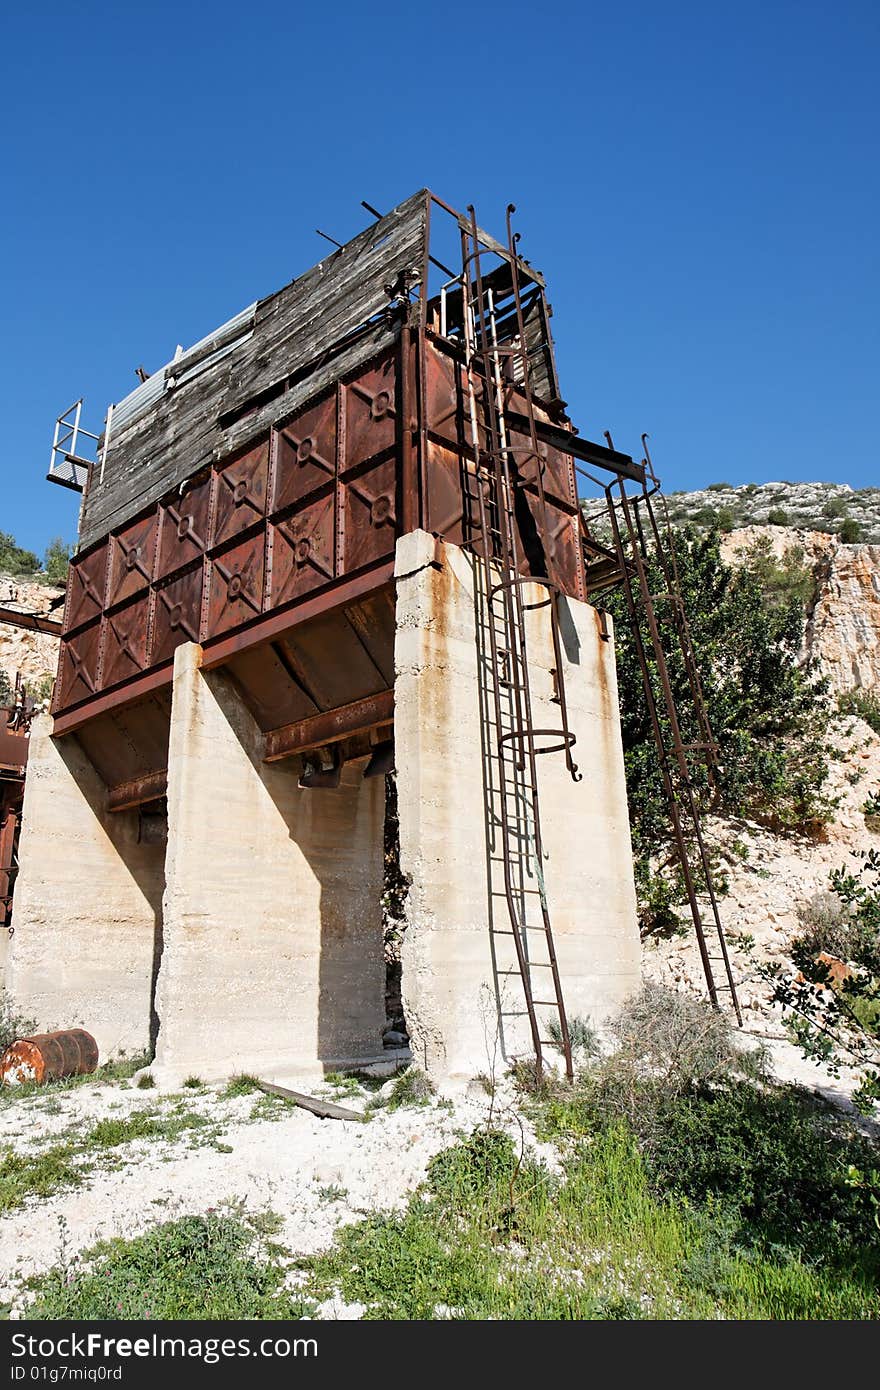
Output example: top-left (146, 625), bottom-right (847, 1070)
top-left (602, 459), bottom-right (741, 1022)
top-left (457, 207), bottom-right (581, 1080)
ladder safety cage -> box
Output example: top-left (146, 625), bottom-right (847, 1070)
top-left (452, 205), bottom-right (587, 1082)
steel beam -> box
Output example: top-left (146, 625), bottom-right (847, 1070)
top-left (264, 689), bottom-right (394, 763)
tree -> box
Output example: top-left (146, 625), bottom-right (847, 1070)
top-left (604, 526), bottom-right (832, 928)
top-left (0, 532), bottom-right (39, 576)
top-left (43, 538), bottom-right (70, 583)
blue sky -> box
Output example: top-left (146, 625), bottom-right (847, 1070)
top-left (2, 1), bottom-right (877, 556)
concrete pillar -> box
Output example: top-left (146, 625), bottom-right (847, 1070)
top-left (4, 717), bottom-right (165, 1059)
top-left (153, 643), bottom-right (385, 1085)
top-left (394, 530), bottom-right (640, 1084)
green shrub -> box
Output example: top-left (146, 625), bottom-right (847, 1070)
top-left (823, 498), bottom-right (849, 519)
top-left (27, 1212), bottom-right (311, 1320)
top-left (387, 1067), bottom-right (435, 1110)
top-left (646, 1081), bottom-right (880, 1270)
top-left (839, 517), bottom-right (862, 543)
top-left (838, 689), bottom-right (880, 735)
top-left (767, 507), bottom-right (789, 526)
top-left (707, 482), bottom-right (733, 492)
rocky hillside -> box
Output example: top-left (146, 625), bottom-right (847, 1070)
top-left (0, 575), bottom-right (63, 701)
top-left (720, 526), bottom-right (880, 694)
top-left (663, 481), bottom-right (880, 543)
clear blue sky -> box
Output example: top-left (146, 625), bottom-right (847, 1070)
top-left (2, 1), bottom-right (877, 556)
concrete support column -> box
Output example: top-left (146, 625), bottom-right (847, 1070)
top-left (394, 530), bottom-right (640, 1085)
top-left (153, 643), bottom-right (385, 1085)
top-left (4, 717), bottom-right (165, 1059)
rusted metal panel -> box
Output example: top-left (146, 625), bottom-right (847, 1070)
top-left (56, 618), bottom-right (103, 709)
top-left (264, 689), bottom-right (394, 762)
top-left (106, 511), bottom-right (158, 609)
top-left (76, 695), bottom-right (172, 791)
top-left (339, 454), bottom-right (397, 572)
top-left (212, 436), bottom-right (270, 547)
top-left (272, 393), bottom-right (337, 513)
top-left (0, 1030), bottom-right (98, 1086)
top-left (102, 593), bottom-right (151, 689)
top-left (342, 355), bottom-right (397, 473)
top-left (424, 342), bottom-right (464, 448)
top-left (277, 608), bottom-right (389, 711)
top-left (107, 769), bottom-right (168, 812)
top-left (206, 532), bottom-right (265, 637)
top-left (225, 644), bottom-right (318, 733)
top-left (151, 565), bottom-right (204, 665)
top-left (519, 494), bottom-right (584, 602)
top-left (157, 472), bottom-right (213, 580)
top-left (269, 492), bottom-right (335, 607)
top-left (65, 541), bottom-right (108, 632)
top-left (424, 439), bottom-right (466, 546)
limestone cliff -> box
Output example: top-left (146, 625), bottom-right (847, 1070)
top-left (0, 575), bottom-right (63, 699)
top-left (721, 526), bottom-right (880, 694)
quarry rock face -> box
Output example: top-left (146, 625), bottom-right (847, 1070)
top-left (721, 527), bottom-right (880, 694)
top-left (0, 576), bottom-right (63, 693)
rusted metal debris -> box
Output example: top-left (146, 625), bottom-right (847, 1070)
top-left (0, 1029), bottom-right (99, 1086)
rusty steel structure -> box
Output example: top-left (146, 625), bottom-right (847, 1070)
top-left (46, 189), bottom-right (740, 1056)
top-left (0, 675), bottom-right (37, 937)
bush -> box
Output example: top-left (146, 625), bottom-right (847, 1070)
top-left (767, 507), bottom-right (789, 526)
top-left (839, 517), bottom-right (862, 543)
top-left (716, 507), bottom-right (736, 533)
top-left (27, 1211), bottom-right (310, 1320)
top-left (823, 498), bottom-right (849, 519)
top-left (707, 482), bottom-right (733, 492)
top-left (647, 1081), bottom-right (880, 1269)
top-left (838, 689), bottom-right (880, 735)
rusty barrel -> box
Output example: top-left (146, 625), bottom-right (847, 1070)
top-left (0, 1030), bottom-right (99, 1086)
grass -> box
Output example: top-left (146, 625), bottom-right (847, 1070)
top-left (0, 1104), bottom-right (217, 1213)
top-left (300, 1122), bottom-right (879, 1320)
top-left (0, 1144), bottom-right (83, 1213)
top-left (25, 1209), bottom-right (314, 1320)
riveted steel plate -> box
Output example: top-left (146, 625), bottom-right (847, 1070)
top-left (157, 472), bottom-right (213, 579)
top-left (342, 355), bottom-right (397, 473)
top-left (102, 593), bottom-right (152, 689)
top-left (64, 541), bottom-right (108, 633)
top-left (206, 531), bottom-right (266, 637)
top-left (151, 564), bottom-right (205, 665)
top-left (106, 512), bottom-right (158, 610)
top-left (213, 436), bottom-right (270, 547)
top-left (424, 440), bottom-right (465, 547)
top-left (57, 618), bottom-right (103, 709)
top-left (272, 393), bottom-right (337, 513)
top-left (270, 492), bottom-right (335, 607)
top-left (339, 455), bottom-right (398, 571)
top-left (519, 493), bottom-right (584, 601)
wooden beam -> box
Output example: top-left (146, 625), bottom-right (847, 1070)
top-left (107, 769), bottom-right (168, 812)
top-left (264, 689), bottom-right (394, 764)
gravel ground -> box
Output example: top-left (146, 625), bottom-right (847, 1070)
top-left (0, 1072), bottom-right (544, 1315)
